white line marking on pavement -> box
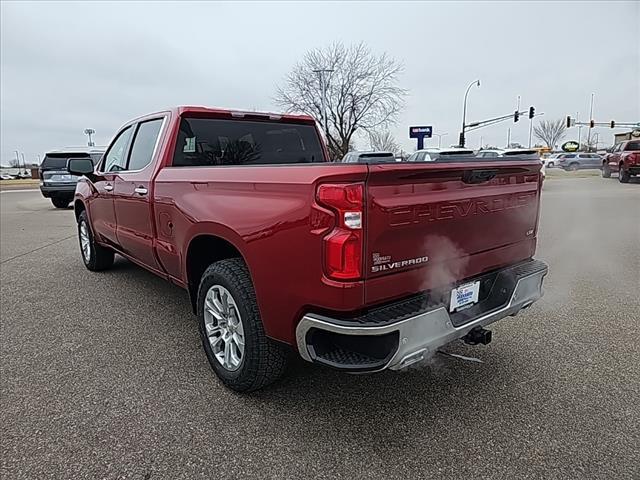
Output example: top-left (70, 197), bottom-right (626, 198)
top-left (0, 189), bottom-right (40, 193)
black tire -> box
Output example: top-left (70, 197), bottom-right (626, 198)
top-left (52, 197), bottom-right (71, 208)
top-left (547, 162), bottom-right (554, 168)
top-left (77, 210), bottom-right (114, 271)
top-left (197, 258), bottom-right (288, 392)
top-left (602, 163), bottom-right (611, 178)
top-left (619, 166), bottom-right (630, 183)
top-left (568, 163), bottom-right (579, 172)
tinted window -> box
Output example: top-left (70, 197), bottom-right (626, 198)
top-left (41, 153), bottom-right (89, 170)
top-left (625, 141), bottom-right (640, 150)
top-left (103, 127), bottom-right (133, 172)
top-left (564, 154), bottom-right (576, 159)
top-left (128, 119), bottom-right (163, 171)
top-left (172, 118), bottom-right (324, 167)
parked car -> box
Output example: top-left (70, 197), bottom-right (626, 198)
top-left (601, 140), bottom-right (640, 183)
top-left (341, 151), bottom-right (395, 163)
top-left (39, 147), bottom-right (105, 208)
top-left (69, 106), bottom-right (548, 392)
top-left (0, 173), bottom-right (16, 180)
top-left (406, 147), bottom-right (475, 162)
top-left (555, 153), bottom-right (602, 171)
top-left (542, 153), bottom-right (562, 168)
top-left (476, 149), bottom-right (544, 180)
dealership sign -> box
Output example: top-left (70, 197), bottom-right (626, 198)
top-left (561, 141), bottom-right (580, 152)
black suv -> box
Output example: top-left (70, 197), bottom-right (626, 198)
top-left (39, 147), bottom-right (104, 208)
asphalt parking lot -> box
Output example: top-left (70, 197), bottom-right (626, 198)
top-left (1, 176), bottom-right (639, 479)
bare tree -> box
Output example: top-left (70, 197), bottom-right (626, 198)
top-left (8, 158), bottom-right (19, 167)
top-left (275, 42), bottom-right (406, 160)
top-left (368, 131), bottom-right (400, 153)
top-left (533, 119), bottom-right (566, 149)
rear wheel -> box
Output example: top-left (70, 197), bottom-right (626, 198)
top-left (51, 197), bottom-right (71, 208)
top-left (602, 163), bottom-right (611, 178)
top-left (197, 258), bottom-right (288, 392)
top-left (77, 210), bottom-right (114, 271)
top-left (547, 162), bottom-right (554, 168)
top-left (568, 163), bottom-right (579, 172)
top-left (619, 165), bottom-right (630, 183)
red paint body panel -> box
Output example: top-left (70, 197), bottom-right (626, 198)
top-left (75, 106), bottom-right (544, 347)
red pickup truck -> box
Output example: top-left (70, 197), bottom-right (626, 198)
top-left (601, 139), bottom-right (640, 183)
top-left (69, 106), bottom-right (548, 392)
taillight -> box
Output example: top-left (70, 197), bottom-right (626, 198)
top-left (316, 183), bottom-right (364, 280)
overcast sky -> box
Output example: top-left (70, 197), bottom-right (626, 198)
top-left (1, 1), bottom-right (638, 164)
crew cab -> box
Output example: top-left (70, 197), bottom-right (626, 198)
top-left (601, 140), bottom-right (640, 183)
top-left (69, 106), bottom-right (548, 392)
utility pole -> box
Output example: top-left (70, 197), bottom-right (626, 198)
top-left (587, 93), bottom-right (594, 152)
top-left (479, 136), bottom-right (483, 149)
top-left (507, 128), bottom-right (511, 148)
top-left (312, 68), bottom-right (334, 145)
top-left (20, 153), bottom-right (26, 174)
top-left (528, 119), bottom-right (533, 148)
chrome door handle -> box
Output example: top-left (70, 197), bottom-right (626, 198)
top-left (134, 186), bottom-right (148, 195)
top-left (104, 184), bottom-right (113, 191)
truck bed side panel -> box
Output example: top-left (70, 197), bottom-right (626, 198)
top-left (153, 164), bottom-right (368, 344)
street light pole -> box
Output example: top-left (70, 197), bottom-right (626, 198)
top-left (433, 133), bottom-right (448, 148)
top-left (460, 79), bottom-right (480, 147)
top-left (507, 128), bottom-right (511, 148)
top-left (84, 128), bottom-right (95, 147)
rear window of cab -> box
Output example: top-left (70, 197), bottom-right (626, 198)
top-left (172, 118), bottom-right (325, 166)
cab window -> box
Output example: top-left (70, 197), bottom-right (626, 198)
top-left (102, 127), bottom-right (133, 172)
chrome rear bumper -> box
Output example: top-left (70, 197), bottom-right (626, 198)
top-left (296, 259), bottom-right (548, 372)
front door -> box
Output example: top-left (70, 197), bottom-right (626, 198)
top-left (113, 118), bottom-right (165, 271)
top-left (90, 126), bottom-right (133, 246)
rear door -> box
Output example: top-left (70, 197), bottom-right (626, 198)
top-left (363, 159), bottom-right (541, 304)
top-left (113, 117), bottom-right (166, 271)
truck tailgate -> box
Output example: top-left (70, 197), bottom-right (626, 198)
top-left (364, 160), bottom-right (542, 305)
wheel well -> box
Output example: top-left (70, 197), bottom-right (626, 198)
top-left (186, 235), bottom-right (243, 313)
top-left (74, 200), bottom-right (85, 221)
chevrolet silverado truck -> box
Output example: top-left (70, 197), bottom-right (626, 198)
top-left (601, 140), bottom-right (640, 182)
top-left (69, 106), bottom-right (548, 392)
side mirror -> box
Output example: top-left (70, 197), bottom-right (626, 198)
top-left (67, 158), bottom-right (94, 176)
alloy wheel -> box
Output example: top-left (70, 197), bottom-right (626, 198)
top-left (79, 221), bottom-right (91, 262)
top-left (203, 285), bottom-right (245, 371)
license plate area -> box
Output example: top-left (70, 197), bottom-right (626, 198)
top-left (449, 281), bottom-right (480, 312)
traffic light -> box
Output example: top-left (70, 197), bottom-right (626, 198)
top-left (514, 110), bottom-right (520, 123)
top-left (566, 116), bottom-right (572, 128)
top-left (589, 120), bottom-right (595, 128)
top-left (528, 106), bottom-right (535, 119)
top-left (610, 121), bottom-right (615, 128)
